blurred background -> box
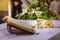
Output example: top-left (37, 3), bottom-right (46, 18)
top-left (0, 0), bottom-right (10, 24)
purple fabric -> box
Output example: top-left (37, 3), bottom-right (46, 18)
top-left (0, 23), bottom-right (60, 40)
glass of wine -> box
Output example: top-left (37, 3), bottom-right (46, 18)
top-left (35, 11), bottom-right (44, 29)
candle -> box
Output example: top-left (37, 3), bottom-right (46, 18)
top-left (8, 2), bottom-right (11, 18)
